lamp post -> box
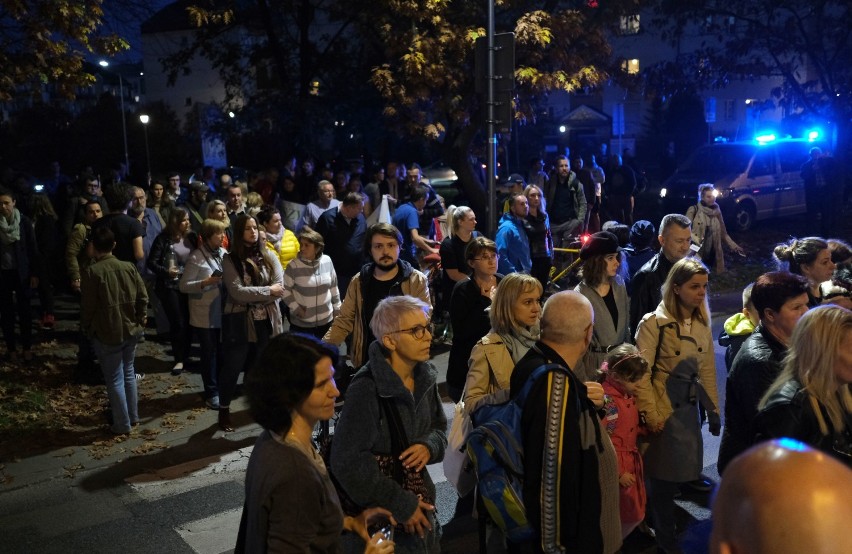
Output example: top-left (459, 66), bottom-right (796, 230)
top-left (98, 60), bottom-right (130, 174)
top-left (139, 114), bottom-right (151, 186)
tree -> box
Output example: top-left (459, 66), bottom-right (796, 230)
top-left (0, 0), bottom-right (130, 100)
top-left (648, 0), bottom-right (852, 144)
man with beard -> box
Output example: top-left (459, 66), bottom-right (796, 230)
top-left (545, 155), bottom-right (587, 248)
top-left (323, 223), bottom-right (430, 368)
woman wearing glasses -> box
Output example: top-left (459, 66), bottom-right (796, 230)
top-left (331, 295), bottom-right (447, 554)
top-left (445, 237), bottom-right (502, 403)
top-left (464, 272), bottom-right (542, 414)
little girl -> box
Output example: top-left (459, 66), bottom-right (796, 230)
top-left (600, 343), bottom-right (649, 539)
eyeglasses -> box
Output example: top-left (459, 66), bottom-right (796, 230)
top-left (390, 322), bottom-right (434, 340)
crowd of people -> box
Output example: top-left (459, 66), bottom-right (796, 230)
top-left (1, 154), bottom-right (850, 553)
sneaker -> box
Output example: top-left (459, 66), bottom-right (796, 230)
top-left (171, 363), bottom-right (184, 376)
top-left (205, 396), bottom-right (220, 410)
top-left (135, 373), bottom-right (146, 380)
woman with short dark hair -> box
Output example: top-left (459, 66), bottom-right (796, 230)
top-left (238, 333), bottom-right (395, 553)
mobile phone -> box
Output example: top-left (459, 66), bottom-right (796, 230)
top-left (212, 269), bottom-right (223, 277)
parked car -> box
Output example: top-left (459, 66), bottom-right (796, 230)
top-left (656, 138), bottom-right (829, 231)
top-left (421, 161), bottom-right (463, 205)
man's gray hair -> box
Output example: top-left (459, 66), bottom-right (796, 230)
top-left (540, 291), bottom-right (593, 345)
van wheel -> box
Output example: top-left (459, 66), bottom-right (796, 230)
top-left (733, 202), bottom-right (756, 231)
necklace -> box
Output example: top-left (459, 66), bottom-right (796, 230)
top-left (475, 274), bottom-right (496, 294)
top-left (285, 432), bottom-right (320, 462)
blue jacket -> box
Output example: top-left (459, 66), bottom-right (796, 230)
top-left (496, 212), bottom-right (531, 274)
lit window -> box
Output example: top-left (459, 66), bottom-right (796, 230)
top-left (622, 59), bottom-right (640, 74)
top-left (619, 14), bottom-right (640, 35)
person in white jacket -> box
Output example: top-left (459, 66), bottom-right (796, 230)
top-left (282, 227), bottom-right (341, 338)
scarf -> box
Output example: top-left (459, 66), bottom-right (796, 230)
top-left (0, 208), bottom-right (21, 245)
top-left (499, 323), bottom-right (541, 364)
top-left (265, 227), bottom-right (284, 251)
top-left (690, 202), bottom-right (734, 273)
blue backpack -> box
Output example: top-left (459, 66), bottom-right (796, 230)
top-left (465, 363), bottom-right (565, 543)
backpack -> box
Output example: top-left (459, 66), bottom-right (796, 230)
top-left (465, 363), bottom-right (565, 543)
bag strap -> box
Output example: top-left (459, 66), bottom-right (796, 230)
top-left (650, 319), bottom-right (669, 374)
top-left (514, 359), bottom-right (568, 407)
top-left (379, 396), bottom-right (409, 485)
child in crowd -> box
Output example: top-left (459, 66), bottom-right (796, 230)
top-left (718, 283), bottom-right (759, 371)
top-left (600, 343), bottom-right (649, 540)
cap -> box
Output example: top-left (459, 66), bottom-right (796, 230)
top-left (507, 173), bottom-right (526, 187)
top-left (189, 181), bottom-right (209, 193)
top-left (579, 231), bottom-right (620, 260)
top-left (629, 220), bottom-right (656, 248)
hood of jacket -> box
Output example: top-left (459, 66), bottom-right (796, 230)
top-left (723, 312), bottom-right (756, 337)
top-left (360, 341), bottom-right (439, 407)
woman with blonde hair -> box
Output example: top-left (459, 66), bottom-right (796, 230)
top-left (773, 236), bottom-right (836, 308)
top-left (756, 305), bottom-right (852, 467)
top-left (524, 184), bottom-right (553, 290)
top-left (685, 183), bottom-right (743, 272)
top-left (438, 205), bottom-right (480, 314)
top-left (634, 257), bottom-right (720, 554)
top-left (464, 272), bottom-right (542, 414)
top-left (206, 199), bottom-right (231, 250)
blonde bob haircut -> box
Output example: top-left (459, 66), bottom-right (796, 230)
top-left (662, 257), bottom-right (710, 325)
top-left (759, 305), bottom-right (852, 434)
top-left (200, 217), bottom-right (228, 241)
top-left (490, 273), bottom-right (542, 335)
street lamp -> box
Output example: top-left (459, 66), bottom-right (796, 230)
top-left (99, 60), bottom-right (130, 174)
top-left (139, 114), bottom-right (151, 185)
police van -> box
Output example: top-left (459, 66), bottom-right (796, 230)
top-left (659, 136), bottom-right (829, 231)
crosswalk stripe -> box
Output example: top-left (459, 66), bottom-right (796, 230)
top-left (176, 507), bottom-right (242, 554)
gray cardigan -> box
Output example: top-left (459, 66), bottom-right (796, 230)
top-left (574, 277), bottom-right (630, 381)
top-left (330, 341), bottom-right (446, 552)
top-left (179, 245), bottom-right (226, 328)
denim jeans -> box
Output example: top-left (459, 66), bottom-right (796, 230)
top-left (93, 337), bottom-right (139, 433)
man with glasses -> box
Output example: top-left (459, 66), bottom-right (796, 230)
top-left (323, 223), bottom-right (430, 368)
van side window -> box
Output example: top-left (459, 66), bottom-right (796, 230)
top-left (777, 142), bottom-right (809, 172)
top-left (749, 148), bottom-right (776, 177)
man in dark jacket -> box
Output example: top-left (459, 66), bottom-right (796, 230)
top-left (629, 213), bottom-right (692, 334)
top-left (545, 155), bottom-right (587, 248)
top-left (510, 291), bottom-right (621, 554)
top-left (716, 272), bottom-right (810, 474)
top-left (315, 192), bottom-right (367, 298)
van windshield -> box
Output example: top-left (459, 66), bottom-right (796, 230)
top-left (680, 145), bottom-right (755, 178)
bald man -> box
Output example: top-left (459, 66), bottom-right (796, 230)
top-left (509, 291), bottom-right (621, 553)
top-left (710, 439), bottom-right (852, 554)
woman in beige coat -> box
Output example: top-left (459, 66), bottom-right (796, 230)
top-left (634, 257), bottom-right (720, 553)
top-left (685, 183), bottom-right (744, 273)
top-left (464, 273), bottom-right (541, 416)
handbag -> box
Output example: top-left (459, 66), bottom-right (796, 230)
top-left (443, 393), bottom-right (476, 496)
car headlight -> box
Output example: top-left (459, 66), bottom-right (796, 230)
top-left (659, 188), bottom-right (667, 198)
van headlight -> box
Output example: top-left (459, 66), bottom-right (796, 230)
top-left (659, 188), bottom-right (667, 198)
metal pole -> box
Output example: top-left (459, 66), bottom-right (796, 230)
top-left (486, 0), bottom-right (497, 238)
top-left (119, 75), bottom-right (129, 175)
top-left (143, 125), bottom-right (151, 186)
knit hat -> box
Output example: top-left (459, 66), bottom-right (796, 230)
top-left (629, 220), bottom-right (656, 249)
top-left (580, 231), bottom-right (620, 260)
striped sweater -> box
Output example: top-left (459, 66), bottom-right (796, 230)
top-left (282, 254), bottom-right (341, 328)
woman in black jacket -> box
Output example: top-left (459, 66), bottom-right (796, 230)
top-left (0, 187), bottom-right (41, 363)
top-left (147, 207), bottom-right (195, 375)
top-left (756, 305), bottom-right (852, 468)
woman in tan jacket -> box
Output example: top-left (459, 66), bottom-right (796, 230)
top-left (463, 273), bottom-right (542, 416)
top-left (634, 257), bottom-right (720, 553)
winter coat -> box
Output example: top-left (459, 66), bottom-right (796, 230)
top-left (575, 278), bottom-right (631, 382)
top-left (718, 311), bottom-right (755, 372)
top-left (634, 303), bottom-right (719, 481)
top-left (464, 331), bottom-right (516, 414)
top-left (717, 324), bottom-right (786, 474)
top-left (628, 253), bottom-right (674, 335)
top-left (323, 260), bottom-right (429, 368)
top-left (495, 212), bottom-right (531, 274)
top-left (330, 341), bottom-right (447, 553)
top-left (222, 250), bottom-right (285, 337)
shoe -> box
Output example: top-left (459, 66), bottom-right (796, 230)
top-left (41, 314), bottom-right (55, 330)
top-left (171, 363), bottom-right (184, 376)
top-left (135, 373), bottom-right (146, 381)
top-left (685, 478), bottom-right (713, 492)
top-left (218, 408), bottom-right (234, 432)
top-left (205, 396), bottom-right (220, 410)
